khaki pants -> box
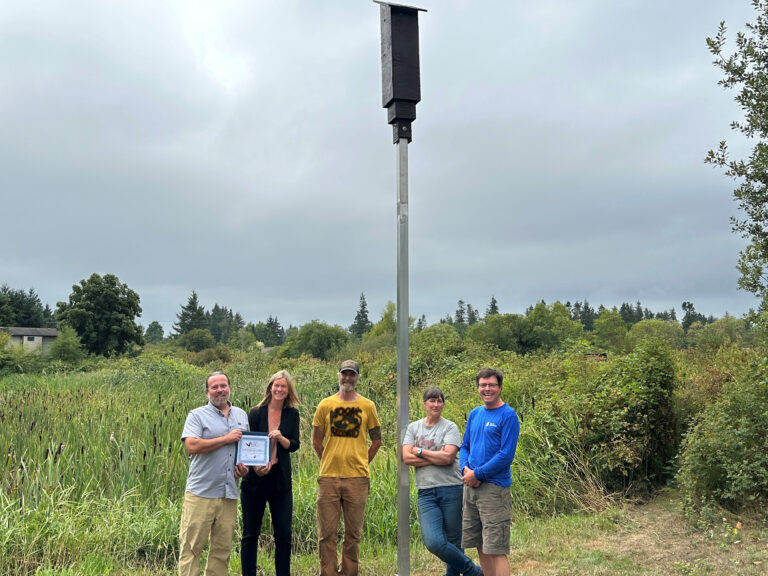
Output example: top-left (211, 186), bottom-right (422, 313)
top-left (316, 476), bottom-right (370, 576)
top-left (178, 492), bottom-right (238, 576)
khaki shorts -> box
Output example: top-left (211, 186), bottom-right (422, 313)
top-left (461, 482), bottom-right (511, 555)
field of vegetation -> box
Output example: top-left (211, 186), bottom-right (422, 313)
top-left (2, 316), bottom-right (768, 575)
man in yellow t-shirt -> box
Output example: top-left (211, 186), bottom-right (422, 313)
top-left (312, 359), bottom-right (382, 576)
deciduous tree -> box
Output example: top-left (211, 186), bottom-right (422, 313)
top-left (178, 328), bottom-right (216, 352)
top-left (626, 319), bottom-right (685, 350)
top-left (144, 321), bottom-right (164, 344)
top-left (284, 320), bottom-right (348, 360)
top-left (56, 273), bottom-right (143, 356)
top-left (706, 4), bottom-right (768, 307)
top-left (466, 313), bottom-right (538, 354)
top-left (591, 307), bottom-right (628, 352)
top-left (367, 301), bottom-right (397, 339)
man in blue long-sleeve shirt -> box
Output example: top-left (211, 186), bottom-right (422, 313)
top-left (459, 367), bottom-right (520, 576)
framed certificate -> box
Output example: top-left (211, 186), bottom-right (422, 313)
top-left (236, 432), bottom-right (270, 466)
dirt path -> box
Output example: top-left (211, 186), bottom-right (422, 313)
top-left (596, 497), bottom-right (767, 575)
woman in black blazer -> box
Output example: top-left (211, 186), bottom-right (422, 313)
top-left (240, 370), bottom-right (301, 576)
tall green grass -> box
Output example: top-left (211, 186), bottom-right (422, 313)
top-left (1, 342), bottom-right (760, 574)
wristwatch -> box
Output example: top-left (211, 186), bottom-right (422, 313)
top-left (417, 447), bottom-right (423, 458)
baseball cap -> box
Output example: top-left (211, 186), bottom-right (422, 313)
top-left (339, 360), bottom-right (360, 374)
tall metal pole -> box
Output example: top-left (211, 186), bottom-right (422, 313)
top-left (375, 4), bottom-right (424, 575)
top-left (395, 136), bottom-right (410, 576)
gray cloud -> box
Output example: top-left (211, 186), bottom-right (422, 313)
top-left (1, 0), bottom-right (759, 333)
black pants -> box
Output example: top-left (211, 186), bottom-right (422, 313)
top-left (240, 468), bottom-right (293, 576)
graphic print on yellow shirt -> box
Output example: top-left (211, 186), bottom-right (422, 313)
top-left (313, 395), bottom-right (381, 478)
top-left (331, 406), bottom-right (362, 438)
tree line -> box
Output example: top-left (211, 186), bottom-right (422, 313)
top-left (0, 273), bottom-right (751, 365)
top-left (0, 285), bottom-right (56, 328)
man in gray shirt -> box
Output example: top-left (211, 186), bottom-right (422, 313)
top-left (403, 387), bottom-right (483, 576)
top-left (178, 371), bottom-right (249, 576)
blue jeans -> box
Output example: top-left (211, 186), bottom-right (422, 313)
top-left (418, 485), bottom-right (482, 576)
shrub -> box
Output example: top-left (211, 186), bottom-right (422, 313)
top-left (626, 319), bottom-right (685, 350)
top-left (190, 345), bottom-right (232, 367)
top-left (49, 326), bottom-right (85, 365)
top-left (677, 357), bottom-right (768, 513)
top-left (177, 329), bottom-right (216, 352)
top-left (410, 323), bottom-right (465, 382)
top-left (581, 340), bottom-right (677, 492)
top-left (284, 321), bottom-right (348, 360)
top-left (0, 339), bottom-right (47, 375)
top-left (466, 313), bottom-right (538, 354)
top-left (691, 317), bottom-right (749, 352)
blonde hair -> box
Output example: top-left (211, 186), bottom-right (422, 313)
top-left (257, 370), bottom-right (300, 408)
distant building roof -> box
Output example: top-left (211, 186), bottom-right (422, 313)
top-left (1, 327), bottom-right (59, 337)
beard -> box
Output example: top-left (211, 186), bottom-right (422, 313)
top-left (339, 383), bottom-right (356, 393)
top-left (209, 393), bottom-right (230, 408)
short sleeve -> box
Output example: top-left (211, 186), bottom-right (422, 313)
top-left (444, 421), bottom-right (461, 447)
top-left (181, 411), bottom-right (202, 441)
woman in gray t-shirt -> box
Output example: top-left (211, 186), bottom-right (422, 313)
top-left (403, 387), bottom-right (483, 576)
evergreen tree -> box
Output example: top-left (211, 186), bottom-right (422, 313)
top-left (265, 315), bottom-right (284, 345)
top-left (655, 309), bottom-right (674, 322)
top-left (208, 307), bottom-right (243, 344)
top-left (415, 314), bottom-right (427, 331)
top-left (453, 300), bottom-right (468, 337)
top-left (643, 307), bottom-right (654, 320)
top-left (619, 302), bottom-right (643, 326)
top-left (0, 285), bottom-right (46, 327)
top-left (570, 301), bottom-right (583, 321)
top-left (467, 304), bottom-right (479, 325)
top-left (248, 321), bottom-right (270, 345)
top-left (572, 300), bottom-right (597, 331)
top-left (349, 293), bottom-right (373, 339)
top-left (42, 304), bottom-right (56, 328)
top-left (248, 316), bottom-right (285, 347)
top-left (681, 301), bottom-right (709, 333)
top-left (454, 300), bottom-right (466, 325)
top-left (486, 295), bottom-right (499, 316)
top-left (173, 291), bottom-right (208, 336)
top-left (207, 304), bottom-right (227, 343)
top-left (0, 291), bottom-right (12, 326)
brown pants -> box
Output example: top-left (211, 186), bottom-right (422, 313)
top-left (316, 476), bottom-right (370, 576)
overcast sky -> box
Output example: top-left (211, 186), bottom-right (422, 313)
top-left (1, 1), bottom-right (760, 334)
